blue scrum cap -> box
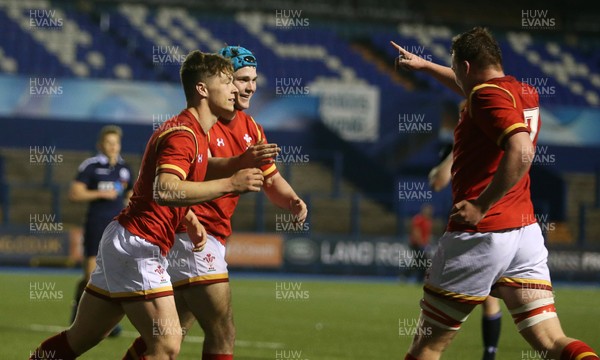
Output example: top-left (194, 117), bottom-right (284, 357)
top-left (219, 46), bottom-right (257, 71)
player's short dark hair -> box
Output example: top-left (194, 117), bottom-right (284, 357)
top-left (180, 50), bottom-right (234, 101)
top-left (451, 27), bottom-right (502, 69)
top-left (98, 125), bottom-right (122, 142)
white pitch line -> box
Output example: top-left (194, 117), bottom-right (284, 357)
top-left (28, 324), bottom-right (285, 349)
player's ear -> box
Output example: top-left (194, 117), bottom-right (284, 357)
top-left (462, 60), bottom-right (471, 75)
top-left (195, 82), bottom-right (208, 98)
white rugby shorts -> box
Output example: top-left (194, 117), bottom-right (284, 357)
top-left (168, 232), bottom-right (229, 288)
top-left (424, 222), bottom-right (552, 303)
top-left (86, 220), bottom-right (173, 301)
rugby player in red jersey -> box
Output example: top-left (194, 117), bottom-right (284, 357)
top-left (123, 46), bottom-right (307, 360)
top-left (429, 100), bottom-right (503, 360)
top-left (29, 51), bottom-right (265, 360)
top-left (392, 27), bottom-right (598, 360)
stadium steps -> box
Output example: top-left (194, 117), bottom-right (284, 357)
top-left (349, 41), bottom-right (415, 89)
top-left (546, 222), bottom-right (575, 245)
top-left (8, 187), bottom-right (54, 224)
top-left (277, 162), bottom-right (355, 195)
top-left (235, 192), bottom-right (399, 236)
top-left (358, 199), bottom-right (398, 235)
top-left (233, 162), bottom-right (398, 235)
top-left (266, 195), bottom-right (354, 234)
top-left (5, 146), bottom-right (597, 241)
top-left (0, 147), bottom-right (46, 183)
top-left (275, 162), bottom-right (396, 235)
top-left (0, 147), bottom-right (60, 224)
top-left (0, 148), bottom-right (142, 227)
top-left (563, 172), bottom-right (597, 242)
top-left (583, 207), bottom-right (600, 245)
top-left (2, 147), bottom-right (400, 236)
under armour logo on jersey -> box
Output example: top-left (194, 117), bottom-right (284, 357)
top-left (216, 138), bottom-right (225, 147)
top-left (198, 154), bottom-right (203, 163)
top-left (243, 134), bottom-right (252, 143)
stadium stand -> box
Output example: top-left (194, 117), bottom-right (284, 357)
top-left (0, 0), bottom-right (598, 261)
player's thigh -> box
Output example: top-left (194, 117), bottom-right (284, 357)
top-left (67, 292), bottom-right (124, 352)
top-left (174, 290), bottom-right (196, 335)
top-left (122, 296), bottom-right (182, 347)
top-left (482, 296), bottom-right (501, 316)
top-left (169, 233), bottom-right (231, 328)
top-left (409, 294), bottom-right (477, 356)
top-left (182, 282), bottom-right (233, 328)
top-left (496, 285), bottom-right (565, 349)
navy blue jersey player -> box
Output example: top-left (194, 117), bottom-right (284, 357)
top-left (68, 125), bottom-right (133, 336)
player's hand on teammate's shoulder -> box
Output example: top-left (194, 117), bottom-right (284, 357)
top-left (230, 168), bottom-right (264, 194)
top-left (390, 41), bottom-right (429, 71)
top-left (239, 140), bottom-right (280, 169)
top-left (290, 198), bottom-right (308, 224)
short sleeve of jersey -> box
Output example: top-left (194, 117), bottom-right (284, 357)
top-left (470, 85), bottom-right (530, 149)
top-left (255, 120), bottom-right (278, 179)
top-left (155, 130), bottom-right (197, 180)
top-left (75, 161), bottom-right (94, 186)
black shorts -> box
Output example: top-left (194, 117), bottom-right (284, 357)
top-left (83, 217), bottom-right (114, 257)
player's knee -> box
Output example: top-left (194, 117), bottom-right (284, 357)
top-left (151, 327), bottom-right (182, 354)
top-left (201, 313), bottom-right (235, 347)
top-left (214, 315), bottom-right (235, 340)
top-left (419, 293), bottom-right (471, 331)
top-left (156, 336), bottom-right (181, 359)
top-left (224, 319), bottom-right (236, 344)
top-left (67, 318), bottom-right (112, 352)
top-left (510, 297), bottom-right (557, 332)
top-left (166, 342), bottom-right (181, 359)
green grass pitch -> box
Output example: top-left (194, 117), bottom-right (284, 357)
top-left (3, 270), bottom-right (599, 359)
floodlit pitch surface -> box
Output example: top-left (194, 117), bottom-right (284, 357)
top-left (4, 271), bottom-right (598, 359)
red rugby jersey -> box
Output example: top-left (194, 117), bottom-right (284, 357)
top-left (178, 110), bottom-right (277, 244)
top-left (448, 75), bottom-right (541, 232)
top-left (117, 109), bottom-right (209, 255)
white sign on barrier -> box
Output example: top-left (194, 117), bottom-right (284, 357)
top-left (310, 81), bottom-right (380, 142)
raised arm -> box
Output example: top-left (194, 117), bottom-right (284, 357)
top-left (390, 41), bottom-right (464, 96)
